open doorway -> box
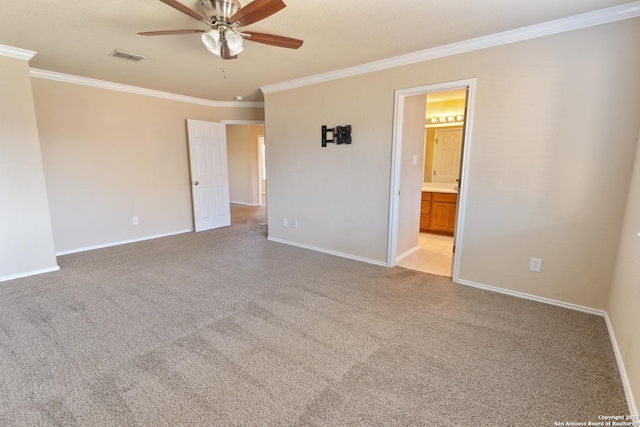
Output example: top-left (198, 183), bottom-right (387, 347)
top-left (410, 90), bottom-right (466, 276)
top-left (225, 123), bottom-right (265, 207)
top-left (257, 134), bottom-right (266, 206)
top-left (387, 79), bottom-right (475, 282)
top-left (221, 120), bottom-right (267, 232)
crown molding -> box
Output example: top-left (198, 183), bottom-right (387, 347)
top-left (261, 1), bottom-right (640, 94)
top-left (221, 120), bottom-right (265, 125)
top-left (0, 44), bottom-right (36, 61)
top-left (29, 68), bottom-right (264, 108)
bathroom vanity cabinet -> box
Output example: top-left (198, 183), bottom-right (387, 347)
top-left (420, 191), bottom-right (457, 235)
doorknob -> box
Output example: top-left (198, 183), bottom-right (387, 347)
top-left (194, 181), bottom-right (199, 186)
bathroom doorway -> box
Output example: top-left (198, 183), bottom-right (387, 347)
top-left (407, 90), bottom-right (466, 275)
top-left (387, 79), bottom-right (475, 282)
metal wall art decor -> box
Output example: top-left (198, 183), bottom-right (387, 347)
top-left (321, 125), bottom-right (352, 147)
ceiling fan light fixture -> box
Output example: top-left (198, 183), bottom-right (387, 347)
top-left (143, 0), bottom-right (303, 60)
top-left (225, 29), bottom-right (244, 56)
top-left (201, 29), bottom-right (221, 55)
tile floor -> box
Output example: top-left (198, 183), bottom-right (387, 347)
top-left (396, 232), bottom-right (454, 277)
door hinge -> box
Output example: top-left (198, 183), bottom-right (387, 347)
top-left (453, 245), bottom-right (455, 254)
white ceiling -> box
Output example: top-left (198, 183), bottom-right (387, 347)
top-left (0, 0), bottom-right (633, 102)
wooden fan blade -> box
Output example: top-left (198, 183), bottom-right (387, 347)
top-left (244, 31), bottom-right (303, 49)
top-left (228, 0), bottom-right (285, 27)
top-left (159, 0), bottom-right (211, 23)
top-left (220, 42), bottom-right (238, 60)
top-left (138, 29), bottom-right (206, 36)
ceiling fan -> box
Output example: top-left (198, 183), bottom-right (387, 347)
top-left (139, 0), bottom-right (303, 60)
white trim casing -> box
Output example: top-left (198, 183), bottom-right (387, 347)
top-left (29, 68), bottom-right (264, 108)
top-left (387, 92), bottom-right (404, 267)
top-left (267, 237), bottom-right (388, 267)
top-left (230, 201), bottom-right (261, 207)
top-left (456, 277), bottom-right (607, 316)
top-left (604, 314), bottom-right (639, 416)
top-left (396, 245), bottom-right (421, 262)
top-left (260, 2), bottom-right (640, 94)
top-left (55, 229), bottom-right (192, 256)
top-left (387, 78), bottom-right (476, 272)
top-left (0, 266), bottom-right (60, 283)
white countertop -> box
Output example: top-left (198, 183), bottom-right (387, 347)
top-left (421, 183), bottom-right (457, 194)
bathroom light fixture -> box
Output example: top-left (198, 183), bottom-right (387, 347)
top-left (426, 114), bottom-right (465, 125)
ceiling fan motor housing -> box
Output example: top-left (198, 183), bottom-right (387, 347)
top-left (199, 0), bottom-right (241, 21)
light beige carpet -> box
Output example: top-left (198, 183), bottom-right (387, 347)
top-left (0, 203), bottom-right (627, 426)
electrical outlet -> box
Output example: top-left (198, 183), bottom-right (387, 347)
top-left (132, 216), bottom-right (139, 225)
top-left (282, 218), bottom-right (287, 227)
top-left (530, 257), bottom-right (541, 272)
top-left (292, 220), bottom-right (298, 229)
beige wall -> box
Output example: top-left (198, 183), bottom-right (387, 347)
top-left (0, 56), bottom-right (58, 280)
top-left (264, 18), bottom-right (640, 308)
top-left (608, 129), bottom-right (640, 413)
top-left (227, 124), bottom-right (264, 205)
top-left (32, 78), bottom-right (264, 253)
top-left (264, 75), bottom-right (395, 262)
top-left (266, 20), bottom-right (640, 405)
top-left (397, 94), bottom-right (426, 257)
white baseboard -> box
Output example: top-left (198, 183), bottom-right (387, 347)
top-left (0, 265), bottom-right (61, 283)
top-left (455, 278), bottom-right (606, 316)
top-left (55, 229), bottom-right (193, 256)
top-left (604, 313), bottom-right (638, 416)
top-left (230, 201), bottom-right (260, 206)
top-left (267, 236), bottom-right (387, 267)
top-left (456, 277), bottom-right (636, 414)
top-left (396, 245), bottom-right (420, 262)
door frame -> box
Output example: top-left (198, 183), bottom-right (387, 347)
top-left (387, 79), bottom-right (476, 283)
top-left (256, 135), bottom-right (265, 206)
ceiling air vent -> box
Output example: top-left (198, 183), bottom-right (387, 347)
top-left (109, 50), bottom-right (146, 62)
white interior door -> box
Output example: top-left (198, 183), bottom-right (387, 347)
top-left (433, 128), bottom-right (463, 183)
top-left (187, 119), bottom-right (231, 232)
